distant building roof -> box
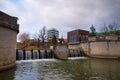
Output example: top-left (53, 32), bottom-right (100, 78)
top-left (48, 28), bottom-right (58, 31)
top-left (47, 28), bottom-right (59, 40)
top-left (68, 29), bottom-right (89, 35)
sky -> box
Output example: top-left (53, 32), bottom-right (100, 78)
top-left (0, 0), bottom-right (120, 38)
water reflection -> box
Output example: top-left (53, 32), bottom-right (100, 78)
top-left (54, 59), bottom-right (120, 80)
top-left (0, 58), bottom-right (120, 80)
top-left (0, 68), bottom-right (15, 80)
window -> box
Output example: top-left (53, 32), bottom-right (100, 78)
top-left (69, 35), bottom-right (77, 42)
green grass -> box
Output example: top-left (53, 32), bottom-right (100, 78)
top-left (96, 30), bottom-right (120, 35)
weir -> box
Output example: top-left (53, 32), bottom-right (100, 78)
top-left (68, 49), bottom-right (86, 57)
top-left (16, 50), bottom-right (54, 60)
top-left (16, 49), bottom-right (86, 60)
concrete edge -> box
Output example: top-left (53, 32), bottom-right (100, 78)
top-left (0, 63), bottom-right (16, 71)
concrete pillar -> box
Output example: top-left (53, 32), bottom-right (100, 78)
top-left (0, 11), bottom-right (19, 71)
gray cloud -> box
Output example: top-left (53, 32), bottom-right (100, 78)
top-left (0, 0), bottom-right (120, 38)
top-left (30, 0), bottom-right (120, 28)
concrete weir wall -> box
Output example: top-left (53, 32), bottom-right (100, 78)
top-left (55, 45), bottom-right (68, 60)
top-left (0, 11), bottom-right (19, 71)
top-left (68, 41), bottom-right (120, 59)
top-left (80, 41), bottom-right (120, 59)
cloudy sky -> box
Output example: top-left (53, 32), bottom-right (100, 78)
top-left (0, 0), bottom-right (120, 38)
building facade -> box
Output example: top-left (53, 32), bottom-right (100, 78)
top-left (47, 28), bottom-right (59, 40)
top-left (67, 29), bottom-right (89, 44)
top-left (0, 11), bottom-right (19, 71)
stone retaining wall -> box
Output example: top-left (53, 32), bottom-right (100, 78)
top-left (87, 41), bottom-right (120, 58)
top-left (68, 41), bottom-right (120, 59)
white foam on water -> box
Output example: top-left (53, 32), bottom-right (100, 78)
top-left (68, 57), bottom-right (88, 60)
top-left (16, 57), bottom-right (88, 64)
top-left (89, 76), bottom-right (104, 80)
top-left (16, 58), bottom-right (58, 63)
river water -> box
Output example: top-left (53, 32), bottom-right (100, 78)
top-left (0, 58), bottom-right (120, 80)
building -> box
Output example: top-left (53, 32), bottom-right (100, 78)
top-left (64, 39), bottom-right (68, 43)
top-left (47, 28), bottom-right (59, 40)
top-left (0, 11), bottom-right (19, 71)
top-left (67, 29), bottom-right (89, 44)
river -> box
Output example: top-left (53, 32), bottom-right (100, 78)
top-left (0, 58), bottom-right (120, 80)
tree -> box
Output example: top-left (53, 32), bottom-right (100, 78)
top-left (109, 21), bottom-right (120, 31)
top-left (33, 26), bottom-right (47, 49)
top-left (52, 35), bottom-right (57, 49)
top-left (19, 32), bottom-right (31, 49)
top-left (100, 23), bottom-right (109, 32)
top-left (33, 32), bottom-right (41, 48)
top-left (90, 25), bottom-right (96, 36)
top-left (108, 24), bottom-right (114, 31)
top-left (59, 36), bottom-right (64, 45)
top-left (41, 26), bottom-right (46, 49)
top-left (101, 21), bottom-right (120, 32)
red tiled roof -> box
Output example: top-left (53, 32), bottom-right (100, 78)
top-left (64, 39), bottom-right (68, 43)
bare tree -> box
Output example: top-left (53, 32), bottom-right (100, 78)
top-left (41, 27), bottom-right (45, 48)
top-left (100, 23), bottom-right (109, 32)
top-left (19, 32), bottom-right (31, 49)
top-left (33, 26), bottom-right (47, 49)
top-left (101, 21), bottom-right (120, 32)
top-left (108, 24), bottom-right (114, 31)
top-left (33, 32), bottom-right (41, 48)
top-left (111, 21), bottom-right (119, 31)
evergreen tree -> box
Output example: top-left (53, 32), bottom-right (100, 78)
top-left (90, 25), bottom-right (96, 36)
top-left (52, 35), bottom-right (57, 49)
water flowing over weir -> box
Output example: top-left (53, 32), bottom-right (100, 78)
top-left (16, 50), bottom-right (54, 60)
top-left (68, 49), bottom-right (86, 57)
top-left (16, 49), bottom-right (86, 60)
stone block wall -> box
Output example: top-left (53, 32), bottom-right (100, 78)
top-left (68, 41), bottom-right (120, 59)
top-left (55, 45), bottom-right (68, 60)
top-left (106, 35), bottom-right (118, 40)
top-left (89, 42), bottom-right (109, 56)
top-left (68, 44), bottom-right (79, 50)
top-left (107, 41), bottom-right (120, 56)
top-left (88, 37), bottom-right (96, 41)
top-left (80, 43), bottom-right (89, 54)
top-left (81, 41), bottom-right (120, 58)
